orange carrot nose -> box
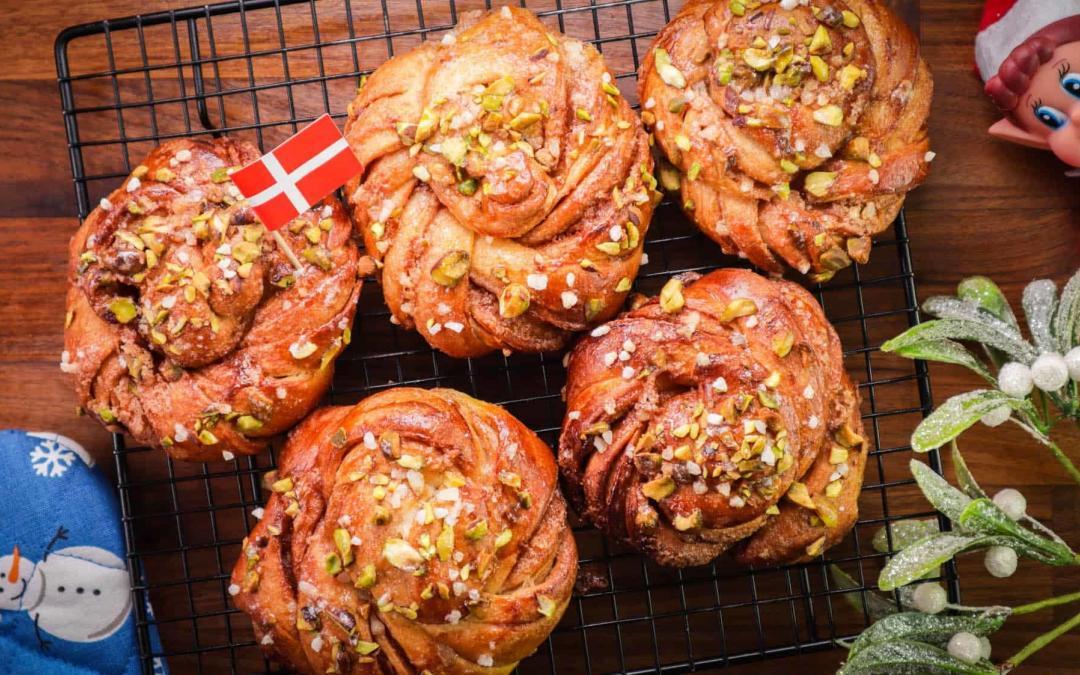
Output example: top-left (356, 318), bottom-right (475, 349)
top-left (7, 546), bottom-right (20, 583)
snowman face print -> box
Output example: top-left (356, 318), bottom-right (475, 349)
top-left (0, 547), bottom-right (45, 612)
top-left (2, 534), bottom-right (133, 645)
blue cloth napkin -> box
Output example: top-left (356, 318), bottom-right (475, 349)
top-left (0, 430), bottom-right (166, 674)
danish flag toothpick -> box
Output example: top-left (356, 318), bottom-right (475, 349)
top-left (231, 114), bottom-right (362, 266)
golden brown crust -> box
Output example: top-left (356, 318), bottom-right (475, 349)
top-left (558, 269), bottom-right (867, 567)
top-left (344, 6), bottom-right (659, 358)
top-left (63, 137), bottom-right (362, 462)
top-left (231, 387), bottom-right (577, 674)
top-left (638, 0), bottom-right (932, 280)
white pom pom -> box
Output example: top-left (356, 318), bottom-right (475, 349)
top-left (993, 488), bottom-right (1026, 520)
top-left (912, 582), bottom-right (947, 615)
top-left (997, 362), bottom-right (1033, 398)
top-left (979, 636), bottom-right (992, 660)
top-left (947, 632), bottom-right (982, 664)
top-left (1065, 347), bottom-right (1080, 382)
top-left (984, 545), bottom-right (1018, 578)
top-left (1031, 352), bottom-right (1069, 392)
top-left (979, 405), bottom-right (1011, 427)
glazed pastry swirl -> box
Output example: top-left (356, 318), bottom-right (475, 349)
top-left (559, 269), bottom-right (867, 566)
top-left (231, 388), bottom-right (577, 674)
top-left (344, 6), bottom-right (658, 357)
top-left (639, 0), bottom-right (932, 280)
top-left (63, 138), bottom-right (362, 462)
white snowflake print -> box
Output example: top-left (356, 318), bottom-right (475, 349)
top-left (29, 438), bottom-right (77, 477)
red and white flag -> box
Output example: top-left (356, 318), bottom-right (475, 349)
top-left (231, 114), bottom-right (362, 231)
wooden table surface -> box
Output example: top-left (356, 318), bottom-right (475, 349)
top-left (1, 0), bottom-right (1078, 673)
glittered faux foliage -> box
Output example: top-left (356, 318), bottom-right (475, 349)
top-left (837, 270), bottom-right (1080, 674)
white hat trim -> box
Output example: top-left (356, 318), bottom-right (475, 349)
top-left (975, 0), bottom-right (1080, 81)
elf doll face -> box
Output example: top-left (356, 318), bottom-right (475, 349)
top-left (990, 41), bottom-right (1080, 167)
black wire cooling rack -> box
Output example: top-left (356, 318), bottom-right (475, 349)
top-left (54, 0), bottom-right (958, 672)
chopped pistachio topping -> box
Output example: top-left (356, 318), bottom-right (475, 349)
top-left (808, 25), bottom-right (832, 54)
top-left (742, 48), bottom-right (775, 72)
top-left (772, 331), bottom-right (795, 357)
top-left (236, 415), bottom-right (263, 433)
top-left (465, 519), bottom-right (489, 540)
top-left (536, 594), bottom-right (557, 617)
top-left (494, 529), bottom-right (513, 549)
top-left (430, 250), bottom-right (470, 287)
top-left (641, 475), bottom-right (675, 501)
top-left (383, 538), bottom-right (423, 571)
top-left (653, 49), bottom-right (686, 89)
top-left (499, 283), bottom-right (530, 319)
top-left (804, 171), bottom-right (837, 197)
top-left (659, 278), bottom-right (685, 314)
top-left (786, 482), bottom-right (814, 509)
top-left (841, 10), bottom-right (860, 28)
top-left (615, 277), bottom-right (632, 293)
top-left (437, 524), bottom-right (454, 562)
top-left (719, 297), bottom-right (757, 322)
top-left (812, 105), bottom-right (844, 127)
top-left (354, 563), bottom-right (377, 588)
top-left (271, 477), bottom-right (294, 493)
top-left (809, 55), bottom-right (830, 82)
top-left (838, 64), bottom-right (867, 91)
top-left (325, 553), bottom-right (343, 575)
top-left (829, 446), bottom-right (849, 464)
top-left (673, 509), bottom-right (703, 531)
top-left (334, 528), bottom-right (355, 566)
top-left (836, 423), bottom-right (864, 448)
top-left (687, 161), bottom-right (702, 181)
top-left (674, 134), bottom-right (692, 152)
top-left (109, 297), bottom-right (138, 324)
top-left (825, 480), bottom-right (844, 499)
top-left (355, 640), bottom-right (380, 656)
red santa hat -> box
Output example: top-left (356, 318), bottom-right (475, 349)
top-left (975, 0), bottom-right (1080, 81)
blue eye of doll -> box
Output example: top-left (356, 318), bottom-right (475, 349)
top-left (1035, 105), bottom-right (1067, 130)
top-left (1063, 73), bottom-right (1080, 99)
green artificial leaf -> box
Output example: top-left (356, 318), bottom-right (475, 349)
top-left (911, 390), bottom-right (1032, 453)
top-left (949, 442), bottom-right (986, 500)
top-left (840, 639), bottom-right (997, 674)
top-left (1022, 279), bottom-right (1059, 354)
top-left (879, 337), bottom-right (993, 383)
top-left (829, 564), bottom-right (900, 622)
top-left (1053, 268), bottom-right (1080, 352)
top-left (881, 319), bottom-right (1036, 367)
top-left (879, 532), bottom-right (998, 591)
top-left (873, 519), bottom-right (941, 554)
top-left (957, 275), bottom-right (1018, 328)
top-left (849, 612), bottom-right (1007, 658)
top-left (910, 460), bottom-right (972, 521)
top-left (957, 499), bottom-right (1076, 565)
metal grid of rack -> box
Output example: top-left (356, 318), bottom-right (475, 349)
top-left (55, 0), bottom-right (956, 672)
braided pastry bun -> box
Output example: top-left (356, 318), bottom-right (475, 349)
top-left (230, 388), bottom-right (576, 674)
top-left (558, 269), bottom-right (867, 566)
top-left (63, 138), bottom-right (362, 462)
top-left (639, 0), bottom-right (932, 281)
top-left (344, 6), bottom-right (659, 357)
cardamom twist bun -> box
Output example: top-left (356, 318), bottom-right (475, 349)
top-left (639, 0), bottom-right (932, 281)
top-left (63, 137), bottom-right (362, 462)
top-left (558, 269), bottom-right (867, 566)
top-left (344, 6), bottom-right (659, 357)
top-left (231, 387), bottom-right (577, 674)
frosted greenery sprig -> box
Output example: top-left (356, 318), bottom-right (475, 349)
top-left (836, 444), bottom-right (1080, 673)
top-left (837, 270), bottom-right (1080, 673)
top-left (881, 271), bottom-right (1080, 484)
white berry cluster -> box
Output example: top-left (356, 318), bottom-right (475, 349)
top-left (999, 348), bottom-right (1080, 397)
top-left (984, 350), bottom-right (1080, 426)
